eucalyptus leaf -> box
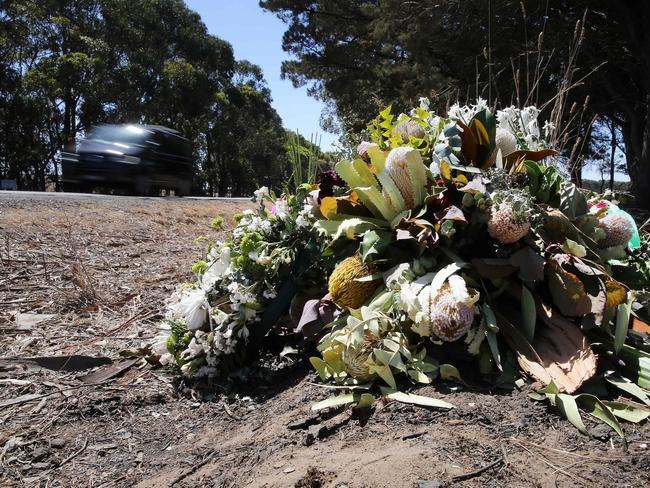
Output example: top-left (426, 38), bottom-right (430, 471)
top-left (614, 300), bottom-right (632, 354)
top-left (311, 394), bottom-right (356, 411)
top-left (556, 393), bottom-right (588, 434)
top-left (521, 285), bottom-right (537, 342)
top-left (601, 401), bottom-right (650, 423)
top-left (380, 387), bottom-right (455, 409)
top-left (604, 374), bottom-right (650, 406)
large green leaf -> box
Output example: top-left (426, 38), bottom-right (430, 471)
top-left (556, 393), bottom-right (588, 434)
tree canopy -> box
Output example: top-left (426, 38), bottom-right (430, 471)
top-left (261, 0), bottom-right (650, 207)
top-left (0, 0), bottom-right (291, 195)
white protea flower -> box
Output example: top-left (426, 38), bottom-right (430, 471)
top-left (495, 128), bottom-right (518, 156)
top-left (487, 203), bottom-right (531, 244)
top-left (392, 120), bottom-right (425, 142)
top-left (168, 288), bottom-right (208, 331)
top-left (357, 141), bottom-right (378, 158)
top-left (384, 146), bottom-right (427, 209)
top-left (597, 213), bottom-right (634, 248)
top-left (418, 275), bottom-right (479, 342)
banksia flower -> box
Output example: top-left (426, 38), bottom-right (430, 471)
top-left (495, 128), bottom-right (517, 156)
top-left (357, 141), bottom-right (379, 159)
top-left (342, 332), bottom-right (378, 381)
top-left (597, 213), bottom-right (633, 248)
top-left (383, 146), bottom-right (427, 209)
top-left (328, 255), bottom-right (380, 309)
top-left (418, 275), bottom-right (478, 342)
top-left (392, 120), bottom-right (425, 142)
top-left (487, 203), bottom-right (531, 244)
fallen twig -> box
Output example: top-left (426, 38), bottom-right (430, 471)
top-left (169, 449), bottom-right (219, 486)
top-left (452, 457), bottom-right (503, 482)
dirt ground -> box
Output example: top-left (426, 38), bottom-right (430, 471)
top-left (1, 194), bottom-right (649, 488)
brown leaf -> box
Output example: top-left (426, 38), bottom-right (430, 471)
top-left (546, 256), bottom-right (592, 316)
top-left (498, 304), bottom-right (597, 393)
top-left (78, 357), bottom-right (139, 384)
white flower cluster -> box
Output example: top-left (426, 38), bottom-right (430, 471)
top-left (448, 97), bottom-right (489, 124)
top-left (153, 191), bottom-right (320, 377)
top-left (233, 210), bottom-right (272, 239)
top-left (496, 105), bottom-right (547, 151)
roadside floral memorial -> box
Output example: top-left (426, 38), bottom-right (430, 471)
top-left (153, 98), bottom-right (650, 436)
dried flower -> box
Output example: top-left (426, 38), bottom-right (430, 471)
top-left (328, 255), bottom-right (380, 309)
top-left (418, 275), bottom-right (478, 341)
top-left (597, 213), bottom-right (633, 248)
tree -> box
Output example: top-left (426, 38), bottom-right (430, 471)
top-left (261, 0), bottom-right (650, 208)
top-left (0, 0), bottom-right (288, 194)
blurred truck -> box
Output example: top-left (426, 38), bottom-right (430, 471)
top-left (60, 124), bottom-right (193, 196)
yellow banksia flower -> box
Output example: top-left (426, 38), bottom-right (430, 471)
top-left (328, 255), bottom-right (380, 309)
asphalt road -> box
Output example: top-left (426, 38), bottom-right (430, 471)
top-left (0, 190), bottom-right (251, 202)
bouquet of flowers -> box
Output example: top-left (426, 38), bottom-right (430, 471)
top-left (153, 98), bottom-right (650, 435)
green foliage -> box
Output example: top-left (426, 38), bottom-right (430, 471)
top-left (0, 0), bottom-right (287, 195)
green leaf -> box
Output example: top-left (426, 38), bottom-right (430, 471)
top-left (556, 393), bottom-right (588, 435)
top-left (604, 375), bottom-right (650, 406)
top-left (369, 363), bottom-right (397, 389)
top-left (576, 394), bottom-right (625, 439)
top-left (380, 388), bottom-right (455, 409)
top-left (601, 401), bottom-right (650, 423)
top-left (486, 330), bottom-right (502, 371)
top-left (309, 357), bottom-right (332, 381)
top-left (521, 285), bottom-right (536, 342)
top-left (562, 238), bottom-right (587, 258)
top-left (440, 363), bottom-right (461, 381)
top-left (311, 394), bottom-right (356, 411)
top-left (360, 230), bottom-right (392, 262)
top-left (614, 301), bottom-right (632, 354)
top-left (354, 393), bottom-right (375, 409)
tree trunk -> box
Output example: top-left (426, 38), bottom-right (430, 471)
top-left (622, 95), bottom-right (650, 209)
top-left (609, 120), bottom-right (616, 192)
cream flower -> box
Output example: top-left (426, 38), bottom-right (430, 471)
top-left (418, 275), bottom-right (479, 342)
top-left (597, 213), bottom-right (633, 248)
top-left (487, 204), bottom-right (531, 244)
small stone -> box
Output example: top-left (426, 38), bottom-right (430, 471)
top-left (416, 481), bottom-right (442, 488)
top-left (31, 448), bottom-right (48, 462)
top-left (283, 466), bottom-right (295, 474)
top-left (49, 438), bottom-right (66, 449)
top-left (302, 432), bottom-right (315, 446)
top-left (31, 462), bottom-right (50, 470)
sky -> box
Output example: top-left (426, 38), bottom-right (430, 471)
top-left (184, 0), bottom-right (338, 151)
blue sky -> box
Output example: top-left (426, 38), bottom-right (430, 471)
top-left (185, 0), bottom-right (338, 151)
